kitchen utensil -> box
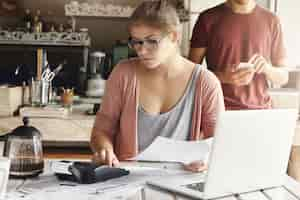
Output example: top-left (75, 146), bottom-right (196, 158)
top-left (52, 60), bottom-right (67, 75)
top-left (0, 117), bottom-right (44, 178)
top-left (41, 69), bottom-right (55, 82)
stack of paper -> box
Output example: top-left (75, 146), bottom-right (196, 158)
top-left (0, 86), bottom-right (23, 116)
top-left (20, 106), bottom-right (69, 119)
top-left (130, 136), bottom-right (213, 164)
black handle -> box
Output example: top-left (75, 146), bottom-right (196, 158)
top-left (23, 117), bottom-right (29, 126)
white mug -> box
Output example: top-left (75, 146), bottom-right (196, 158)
top-left (0, 157), bottom-right (10, 200)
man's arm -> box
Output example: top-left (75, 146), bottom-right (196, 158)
top-left (252, 55), bottom-right (288, 86)
top-left (264, 58), bottom-right (288, 86)
top-left (188, 47), bottom-right (206, 64)
top-left (189, 47), bottom-right (255, 86)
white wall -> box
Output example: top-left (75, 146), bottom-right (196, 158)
top-left (277, 0), bottom-right (300, 66)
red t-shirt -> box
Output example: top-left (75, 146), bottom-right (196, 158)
top-left (190, 3), bottom-right (286, 110)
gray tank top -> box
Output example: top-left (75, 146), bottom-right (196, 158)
top-left (138, 65), bottom-right (202, 152)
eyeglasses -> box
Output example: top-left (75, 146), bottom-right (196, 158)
top-left (127, 34), bottom-right (168, 51)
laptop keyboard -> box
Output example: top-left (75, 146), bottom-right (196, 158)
top-left (185, 182), bottom-right (205, 192)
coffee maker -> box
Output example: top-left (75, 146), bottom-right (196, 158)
top-left (86, 52), bottom-right (106, 97)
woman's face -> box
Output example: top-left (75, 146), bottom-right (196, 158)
top-left (128, 24), bottom-right (176, 69)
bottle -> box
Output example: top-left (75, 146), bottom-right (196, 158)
top-left (23, 9), bottom-right (32, 32)
top-left (33, 15), bottom-right (39, 32)
top-left (33, 9), bottom-right (43, 32)
top-left (58, 24), bottom-right (64, 32)
top-left (46, 11), bottom-right (56, 32)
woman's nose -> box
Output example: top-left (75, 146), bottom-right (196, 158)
top-left (136, 45), bottom-right (149, 56)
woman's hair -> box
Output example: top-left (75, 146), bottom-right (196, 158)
top-left (129, 0), bottom-right (180, 33)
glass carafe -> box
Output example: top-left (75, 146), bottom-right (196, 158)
top-left (4, 117), bottom-right (44, 178)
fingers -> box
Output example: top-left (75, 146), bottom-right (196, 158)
top-left (92, 148), bottom-right (120, 167)
top-left (248, 54), bottom-right (259, 64)
top-left (230, 69), bottom-right (255, 86)
top-left (112, 157), bottom-right (120, 167)
top-left (184, 161), bottom-right (207, 173)
top-left (91, 150), bottom-right (105, 165)
top-left (249, 54), bottom-right (269, 74)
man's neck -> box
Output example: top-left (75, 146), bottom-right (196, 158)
top-left (226, 0), bottom-right (256, 14)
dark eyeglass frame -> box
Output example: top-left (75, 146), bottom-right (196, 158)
top-left (127, 34), bottom-right (169, 51)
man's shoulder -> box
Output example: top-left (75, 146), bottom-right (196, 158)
top-left (200, 3), bottom-right (226, 19)
top-left (255, 5), bottom-right (280, 23)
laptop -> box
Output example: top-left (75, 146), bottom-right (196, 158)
top-left (147, 109), bottom-right (298, 199)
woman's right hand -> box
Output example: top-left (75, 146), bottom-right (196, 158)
top-left (92, 148), bottom-right (120, 167)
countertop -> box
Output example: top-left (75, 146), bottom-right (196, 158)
top-left (0, 103), bottom-right (96, 147)
top-left (1, 90), bottom-right (300, 147)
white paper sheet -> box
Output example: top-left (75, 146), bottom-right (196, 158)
top-left (130, 136), bottom-right (213, 164)
top-left (6, 163), bottom-right (186, 200)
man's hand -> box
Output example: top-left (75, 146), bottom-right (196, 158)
top-left (217, 67), bottom-right (255, 86)
top-left (92, 148), bottom-right (120, 167)
top-left (249, 54), bottom-right (272, 74)
top-left (183, 160), bottom-right (207, 173)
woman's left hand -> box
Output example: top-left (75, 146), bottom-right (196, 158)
top-left (183, 160), bottom-right (207, 173)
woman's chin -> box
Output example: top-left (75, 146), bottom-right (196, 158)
top-left (141, 59), bottom-right (160, 69)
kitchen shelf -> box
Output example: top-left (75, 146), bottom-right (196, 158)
top-left (64, 2), bottom-right (134, 18)
top-left (0, 31), bottom-right (91, 47)
top-left (0, 31), bottom-right (91, 92)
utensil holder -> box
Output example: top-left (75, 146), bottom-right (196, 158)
top-left (30, 80), bottom-right (50, 106)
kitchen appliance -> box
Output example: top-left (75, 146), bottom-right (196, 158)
top-left (86, 51), bottom-right (106, 97)
top-left (0, 117), bottom-right (44, 178)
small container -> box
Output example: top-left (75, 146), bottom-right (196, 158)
top-left (40, 80), bottom-right (49, 105)
top-left (61, 88), bottom-right (74, 108)
top-left (30, 80), bottom-right (50, 106)
top-left (30, 80), bottom-right (41, 106)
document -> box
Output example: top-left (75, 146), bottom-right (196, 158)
top-left (130, 136), bottom-right (213, 164)
top-left (6, 162), bottom-right (184, 200)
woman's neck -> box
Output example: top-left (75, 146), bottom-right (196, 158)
top-left (147, 54), bottom-right (189, 79)
top-left (226, 0), bottom-right (256, 14)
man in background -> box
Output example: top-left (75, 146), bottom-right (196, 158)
top-left (189, 0), bottom-right (299, 181)
top-left (189, 0), bottom-right (288, 110)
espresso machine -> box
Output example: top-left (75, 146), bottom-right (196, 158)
top-left (86, 52), bottom-right (106, 97)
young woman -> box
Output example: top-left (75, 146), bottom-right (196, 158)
top-left (90, 0), bottom-right (225, 172)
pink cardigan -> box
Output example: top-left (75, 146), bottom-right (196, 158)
top-left (91, 58), bottom-right (225, 160)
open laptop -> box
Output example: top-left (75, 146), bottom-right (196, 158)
top-left (147, 109), bottom-right (298, 199)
